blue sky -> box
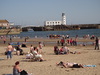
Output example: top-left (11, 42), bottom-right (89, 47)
top-left (0, 0), bottom-right (100, 26)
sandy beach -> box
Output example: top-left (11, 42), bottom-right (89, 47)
top-left (0, 38), bottom-right (100, 75)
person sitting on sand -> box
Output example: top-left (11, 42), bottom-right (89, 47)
top-left (13, 61), bottom-right (28, 75)
top-left (16, 45), bottom-right (23, 55)
top-left (59, 46), bottom-right (69, 54)
top-left (59, 47), bottom-right (65, 54)
top-left (63, 46), bottom-right (80, 54)
top-left (54, 46), bottom-right (60, 55)
top-left (32, 47), bottom-right (45, 62)
top-left (30, 45), bottom-right (34, 53)
top-left (54, 46), bottom-right (70, 55)
top-left (21, 43), bottom-right (27, 47)
top-left (62, 46), bottom-right (69, 54)
top-left (38, 42), bottom-right (44, 54)
top-left (56, 61), bottom-right (83, 68)
top-left (26, 52), bottom-right (33, 59)
top-left (26, 45), bottom-right (34, 59)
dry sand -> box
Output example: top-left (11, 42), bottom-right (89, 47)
top-left (0, 38), bottom-right (100, 75)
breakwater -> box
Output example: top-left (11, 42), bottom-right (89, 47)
top-left (22, 24), bottom-right (100, 31)
top-left (0, 29), bottom-right (22, 35)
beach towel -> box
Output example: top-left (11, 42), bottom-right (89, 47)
top-left (84, 65), bottom-right (96, 67)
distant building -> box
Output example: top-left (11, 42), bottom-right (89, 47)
top-left (62, 13), bottom-right (66, 25)
top-left (0, 20), bottom-right (10, 29)
top-left (9, 22), bottom-right (14, 26)
top-left (44, 21), bottom-right (62, 26)
top-left (44, 13), bottom-right (66, 26)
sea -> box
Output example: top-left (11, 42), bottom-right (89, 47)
top-left (14, 29), bottom-right (100, 38)
top-left (5, 29), bottom-right (99, 45)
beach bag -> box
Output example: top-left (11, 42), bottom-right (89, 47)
top-left (20, 70), bottom-right (28, 75)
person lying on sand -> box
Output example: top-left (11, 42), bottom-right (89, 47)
top-left (56, 61), bottom-right (83, 68)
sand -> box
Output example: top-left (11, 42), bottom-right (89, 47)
top-left (0, 38), bottom-right (100, 75)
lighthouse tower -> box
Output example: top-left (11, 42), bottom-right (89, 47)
top-left (62, 13), bottom-right (66, 25)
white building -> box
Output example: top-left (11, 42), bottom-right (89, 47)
top-left (44, 13), bottom-right (66, 26)
top-left (62, 13), bottom-right (66, 25)
top-left (44, 21), bottom-right (62, 26)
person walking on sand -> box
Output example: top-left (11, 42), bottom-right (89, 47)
top-left (6, 43), bottom-right (13, 59)
top-left (94, 37), bottom-right (99, 50)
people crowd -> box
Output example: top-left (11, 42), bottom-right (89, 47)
top-left (1, 34), bottom-right (99, 75)
top-left (57, 37), bottom-right (77, 46)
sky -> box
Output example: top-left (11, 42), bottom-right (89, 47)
top-left (0, 0), bottom-right (100, 26)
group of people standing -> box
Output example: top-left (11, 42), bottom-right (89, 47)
top-left (57, 37), bottom-right (77, 46)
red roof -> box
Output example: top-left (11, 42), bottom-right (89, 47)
top-left (0, 20), bottom-right (9, 23)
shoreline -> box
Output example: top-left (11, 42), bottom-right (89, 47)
top-left (0, 37), bottom-right (96, 47)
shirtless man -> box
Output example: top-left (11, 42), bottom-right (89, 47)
top-left (57, 61), bottom-right (83, 68)
top-left (6, 43), bottom-right (13, 59)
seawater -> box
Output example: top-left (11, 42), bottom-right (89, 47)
top-left (12, 29), bottom-right (100, 38)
